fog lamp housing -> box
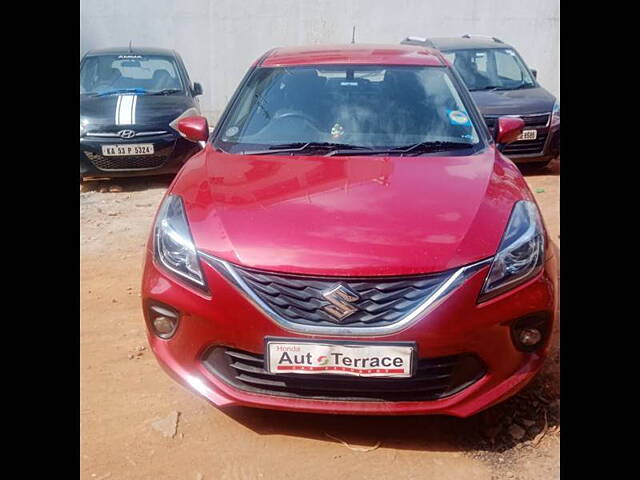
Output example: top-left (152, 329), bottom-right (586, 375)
top-left (510, 314), bottom-right (551, 353)
top-left (148, 303), bottom-right (180, 339)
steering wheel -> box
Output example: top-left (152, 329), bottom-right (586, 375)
top-left (273, 110), bottom-right (322, 130)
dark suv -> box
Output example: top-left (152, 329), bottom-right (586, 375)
top-left (401, 35), bottom-right (559, 167)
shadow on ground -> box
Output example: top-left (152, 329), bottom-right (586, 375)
top-left (518, 157), bottom-right (560, 178)
top-left (221, 347), bottom-right (559, 455)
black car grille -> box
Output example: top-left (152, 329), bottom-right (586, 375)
top-left (84, 151), bottom-right (168, 171)
top-left (203, 347), bottom-right (486, 402)
top-left (502, 133), bottom-right (548, 155)
top-left (484, 113), bottom-right (550, 156)
top-left (233, 266), bottom-right (454, 328)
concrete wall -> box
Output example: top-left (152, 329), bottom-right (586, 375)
top-left (80, 0), bottom-right (559, 123)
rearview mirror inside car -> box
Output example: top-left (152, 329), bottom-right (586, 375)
top-left (177, 115), bottom-right (209, 142)
top-left (496, 117), bottom-right (525, 150)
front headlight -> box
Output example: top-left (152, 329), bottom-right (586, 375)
top-left (154, 195), bottom-right (208, 291)
top-left (551, 99), bottom-right (560, 125)
top-left (478, 201), bottom-right (544, 302)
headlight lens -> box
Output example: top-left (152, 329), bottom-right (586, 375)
top-left (154, 195), bottom-right (208, 291)
top-left (479, 201), bottom-right (544, 302)
top-left (551, 99), bottom-right (560, 125)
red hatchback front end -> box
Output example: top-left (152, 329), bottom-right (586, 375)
top-left (141, 45), bottom-right (557, 417)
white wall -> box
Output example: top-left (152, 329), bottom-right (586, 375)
top-left (80, 0), bottom-right (560, 123)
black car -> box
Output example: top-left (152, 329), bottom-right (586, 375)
top-left (80, 47), bottom-right (205, 180)
top-left (401, 35), bottom-right (560, 167)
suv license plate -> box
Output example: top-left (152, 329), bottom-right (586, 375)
top-left (517, 129), bottom-right (537, 141)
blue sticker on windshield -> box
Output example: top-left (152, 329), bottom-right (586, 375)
top-left (447, 110), bottom-right (471, 126)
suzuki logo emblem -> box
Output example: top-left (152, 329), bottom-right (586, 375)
top-left (321, 283), bottom-right (360, 322)
top-left (117, 129), bottom-right (136, 139)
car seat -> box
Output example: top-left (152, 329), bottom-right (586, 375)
top-left (152, 69), bottom-right (175, 91)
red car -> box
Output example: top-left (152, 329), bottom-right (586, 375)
top-left (141, 44), bottom-right (558, 417)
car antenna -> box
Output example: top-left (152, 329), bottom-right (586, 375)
top-left (351, 25), bottom-right (356, 44)
top-left (129, 40), bottom-right (133, 53)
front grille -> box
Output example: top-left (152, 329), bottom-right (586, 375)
top-left (203, 347), bottom-right (486, 402)
top-left (83, 151), bottom-right (169, 171)
top-left (233, 266), bottom-right (454, 328)
top-left (484, 113), bottom-right (550, 156)
top-left (483, 113), bottom-right (549, 132)
top-left (502, 133), bottom-right (548, 155)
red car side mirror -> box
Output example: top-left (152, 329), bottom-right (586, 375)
top-left (495, 117), bottom-right (525, 147)
top-left (177, 116), bottom-right (209, 142)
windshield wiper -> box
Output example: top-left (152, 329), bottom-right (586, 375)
top-left (327, 141), bottom-right (474, 157)
top-left (93, 88), bottom-right (148, 97)
top-left (510, 83), bottom-right (536, 90)
top-left (240, 142), bottom-right (374, 155)
top-left (470, 85), bottom-right (504, 91)
top-left (395, 141), bottom-right (474, 156)
top-left (147, 88), bottom-right (182, 96)
top-left (472, 83), bottom-right (535, 92)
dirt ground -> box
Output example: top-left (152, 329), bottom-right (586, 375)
top-left (80, 158), bottom-right (560, 480)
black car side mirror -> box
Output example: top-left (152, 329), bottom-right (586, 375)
top-left (531, 69), bottom-right (537, 79)
top-left (193, 82), bottom-right (203, 96)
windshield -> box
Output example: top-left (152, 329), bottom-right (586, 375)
top-left (80, 54), bottom-right (184, 95)
top-left (442, 48), bottom-right (535, 91)
top-left (214, 65), bottom-right (480, 154)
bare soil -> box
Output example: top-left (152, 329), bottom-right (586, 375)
top-left (80, 158), bottom-right (560, 480)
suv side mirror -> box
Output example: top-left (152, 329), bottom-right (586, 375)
top-left (192, 82), bottom-right (203, 96)
top-left (496, 117), bottom-right (524, 150)
top-left (531, 69), bottom-right (537, 79)
top-left (177, 116), bottom-right (209, 142)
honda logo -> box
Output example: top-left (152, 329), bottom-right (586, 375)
top-left (321, 283), bottom-right (360, 322)
top-left (117, 129), bottom-right (136, 139)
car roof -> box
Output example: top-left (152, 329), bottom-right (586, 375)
top-left (426, 37), bottom-right (514, 51)
top-left (260, 44), bottom-right (446, 67)
top-left (83, 47), bottom-right (177, 58)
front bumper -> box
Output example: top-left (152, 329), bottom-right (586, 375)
top-left (80, 133), bottom-right (200, 178)
top-left (142, 251), bottom-right (558, 417)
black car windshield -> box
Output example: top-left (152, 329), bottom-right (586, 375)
top-left (442, 48), bottom-right (536, 91)
top-left (214, 65), bottom-right (480, 154)
top-left (80, 54), bottom-right (184, 95)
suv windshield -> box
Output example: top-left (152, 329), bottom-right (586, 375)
top-left (80, 54), bottom-right (184, 95)
top-left (442, 48), bottom-right (536, 91)
top-left (214, 65), bottom-right (480, 154)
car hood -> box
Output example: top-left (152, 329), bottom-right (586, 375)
top-left (173, 146), bottom-right (533, 276)
top-left (471, 87), bottom-right (555, 116)
top-left (80, 93), bottom-right (196, 129)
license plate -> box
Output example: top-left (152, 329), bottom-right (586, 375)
top-left (101, 144), bottom-right (154, 156)
top-left (265, 339), bottom-right (415, 378)
top-left (517, 129), bottom-right (537, 141)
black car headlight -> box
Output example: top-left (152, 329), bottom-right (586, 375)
top-left (478, 201), bottom-right (544, 302)
top-left (551, 99), bottom-right (560, 126)
top-left (154, 195), bottom-right (208, 292)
